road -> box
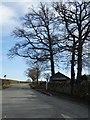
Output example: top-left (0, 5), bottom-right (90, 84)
top-left (0, 90), bottom-right (2, 120)
top-left (2, 84), bottom-right (88, 119)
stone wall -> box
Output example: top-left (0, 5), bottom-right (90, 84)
top-left (36, 80), bottom-right (89, 99)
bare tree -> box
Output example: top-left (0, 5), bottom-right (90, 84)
top-left (75, 2), bottom-right (90, 80)
top-left (54, 1), bottom-right (90, 95)
top-left (25, 67), bottom-right (41, 84)
top-left (8, 3), bottom-right (61, 76)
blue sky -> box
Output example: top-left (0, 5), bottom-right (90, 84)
top-left (0, 0), bottom-right (55, 81)
top-left (0, 0), bottom-right (69, 81)
top-left (1, 1), bottom-right (40, 80)
top-left (0, 0), bottom-right (89, 81)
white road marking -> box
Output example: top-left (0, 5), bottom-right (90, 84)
top-left (61, 113), bottom-right (72, 118)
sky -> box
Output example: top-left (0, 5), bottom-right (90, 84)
top-left (0, 0), bottom-right (60, 81)
top-left (0, 0), bottom-right (89, 81)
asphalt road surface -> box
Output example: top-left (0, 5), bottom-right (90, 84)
top-left (2, 84), bottom-right (88, 119)
top-left (0, 90), bottom-right (2, 119)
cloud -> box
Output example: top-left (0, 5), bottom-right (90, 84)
top-left (0, 1), bottom-right (40, 34)
top-left (2, 0), bottom-right (49, 2)
top-left (0, 3), bottom-right (20, 36)
top-left (0, 1), bottom-right (46, 36)
top-left (14, 2), bottom-right (38, 14)
top-left (0, 0), bottom-right (70, 37)
top-left (2, 0), bottom-right (37, 2)
top-left (0, 3), bottom-right (17, 26)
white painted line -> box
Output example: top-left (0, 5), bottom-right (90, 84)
top-left (61, 113), bottom-right (72, 118)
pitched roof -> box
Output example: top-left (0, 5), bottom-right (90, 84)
top-left (50, 72), bottom-right (70, 81)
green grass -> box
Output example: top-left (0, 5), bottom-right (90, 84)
top-left (2, 84), bottom-right (14, 89)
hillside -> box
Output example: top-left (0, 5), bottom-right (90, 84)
top-left (0, 78), bottom-right (20, 89)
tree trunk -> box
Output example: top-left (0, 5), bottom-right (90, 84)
top-left (50, 50), bottom-right (55, 76)
top-left (77, 43), bottom-right (82, 81)
top-left (47, 25), bottom-right (55, 76)
top-left (70, 46), bottom-right (75, 96)
top-left (77, 14), bottom-right (82, 81)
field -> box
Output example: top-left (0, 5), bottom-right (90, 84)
top-left (0, 78), bottom-right (20, 89)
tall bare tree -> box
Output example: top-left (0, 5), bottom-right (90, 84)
top-left (75, 2), bottom-right (90, 80)
top-left (8, 3), bottom-right (61, 76)
top-left (54, 1), bottom-right (90, 95)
